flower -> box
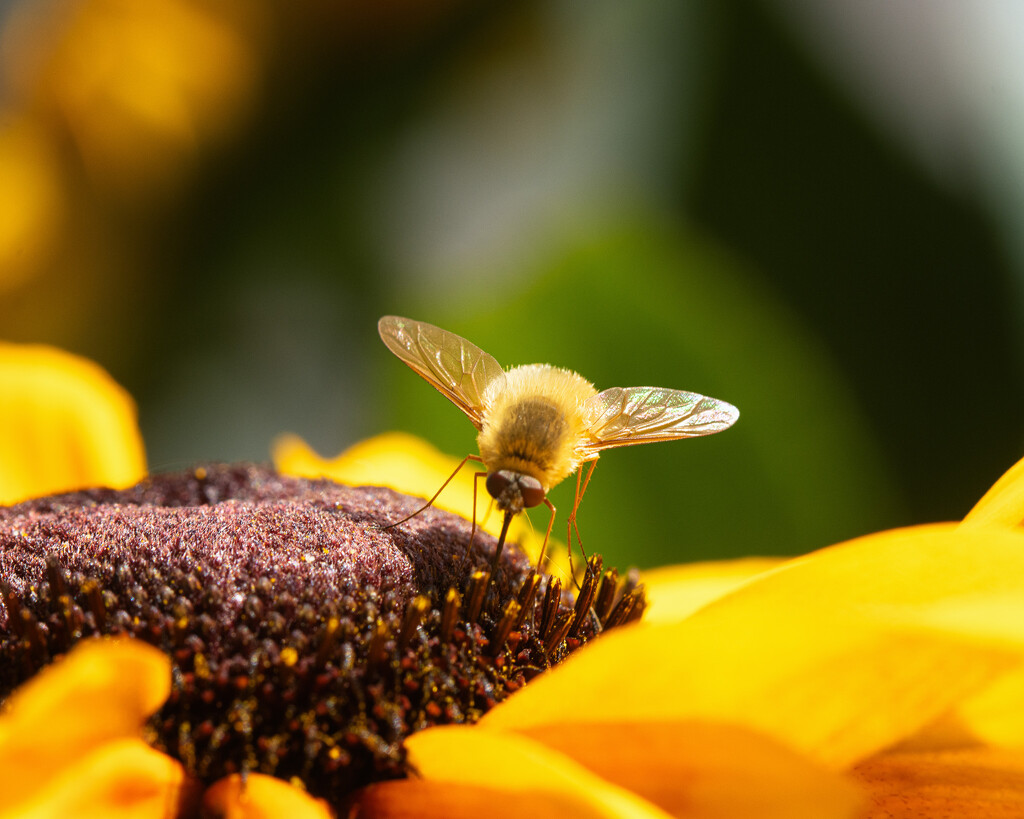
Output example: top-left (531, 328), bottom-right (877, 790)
top-left (2, 0), bottom-right (260, 202)
top-left (0, 119), bottom-right (63, 294)
top-left (1, 463), bottom-right (645, 812)
top-left (0, 344), bottom-right (641, 814)
top-left (3, 342), bottom-right (1024, 817)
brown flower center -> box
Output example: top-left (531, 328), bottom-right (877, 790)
top-left (0, 465), bottom-right (644, 805)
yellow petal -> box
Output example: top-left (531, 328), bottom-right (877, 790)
top-left (0, 343), bottom-right (146, 503)
top-left (952, 666), bottom-right (1024, 749)
top-left (352, 779), bottom-right (587, 819)
top-left (641, 558), bottom-right (785, 624)
top-left (962, 453), bottom-right (1024, 528)
top-left (201, 773), bottom-right (333, 819)
top-left (273, 432), bottom-right (458, 496)
top-left (405, 725), bottom-right (674, 819)
top-left (852, 746), bottom-right (1024, 818)
top-left (484, 524), bottom-right (1024, 770)
top-left (516, 720), bottom-right (862, 819)
top-left (272, 432), bottom-right (554, 565)
top-left (1, 739), bottom-right (190, 819)
top-left (0, 637), bottom-right (170, 804)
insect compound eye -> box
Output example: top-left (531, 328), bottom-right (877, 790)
top-left (518, 475), bottom-right (546, 509)
top-left (486, 471), bottom-right (512, 500)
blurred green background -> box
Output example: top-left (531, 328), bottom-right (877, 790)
top-left (3, 0), bottom-right (1023, 568)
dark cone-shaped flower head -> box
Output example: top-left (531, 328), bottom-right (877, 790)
top-left (0, 465), bottom-right (645, 806)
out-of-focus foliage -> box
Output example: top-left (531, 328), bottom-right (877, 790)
top-left (1, 0), bottom-right (1021, 565)
top-left (685, 0), bottom-right (1024, 525)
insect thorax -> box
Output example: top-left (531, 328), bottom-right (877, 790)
top-left (477, 364), bottom-right (597, 490)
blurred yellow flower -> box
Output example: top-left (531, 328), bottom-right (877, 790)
top-left (0, 118), bottom-right (63, 294)
top-left (3, 347), bottom-right (1024, 816)
top-left (3, 0), bottom-right (261, 200)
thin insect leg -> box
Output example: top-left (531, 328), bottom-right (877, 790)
top-left (571, 461), bottom-right (605, 634)
top-left (565, 466), bottom-right (584, 555)
top-left (526, 498), bottom-right (558, 628)
top-left (480, 496), bottom-right (496, 529)
top-left (566, 542), bottom-right (580, 591)
top-left (457, 471), bottom-right (489, 578)
top-left (383, 453), bottom-right (484, 528)
top-left (572, 516), bottom-right (586, 561)
top-left (564, 468), bottom-right (583, 589)
top-left (535, 498), bottom-right (557, 574)
top-left (565, 461), bottom-right (598, 588)
top-left (578, 458), bottom-right (598, 497)
top-left (568, 460), bottom-right (598, 547)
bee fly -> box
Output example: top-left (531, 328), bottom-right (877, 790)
top-left (378, 315), bottom-right (739, 580)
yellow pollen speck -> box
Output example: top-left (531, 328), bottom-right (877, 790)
top-left (328, 747), bottom-right (342, 760)
top-left (194, 653), bottom-right (211, 679)
top-left (281, 646), bottom-right (298, 667)
top-left (194, 466), bottom-right (207, 480)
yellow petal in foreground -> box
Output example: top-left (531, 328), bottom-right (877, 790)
top-left (852, 746), bottom-right (1024, 818)
top-left (4, 739), bottom-right (189, 819)
top-left (950, 666), bottom-right (1024, 749)
top-left (0, 343), bottom-right (146, 503)
top-left (353, 779), bottom-right (592, 819)
top-left (516, 720), bottom-right (862, 819)
top-left (201, 773), bottom-right (333, 819)
top-left (961, 453), bottom-right (1024, 529)
top-left (0, 638), bottom-right (170, 806)
top-left (641, 557), bottom-right (784, 624)
top-left (401, 725), bottom-right (674, 819)
top-left (484, 524), bottom-right (1024, 770)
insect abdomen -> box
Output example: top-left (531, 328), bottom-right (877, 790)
top-left (503, 398), bottom-right (566, 465)
top-left (476, 363), bottom-right (598, 489)
top-left (478, 397), bottom-right (573, 485)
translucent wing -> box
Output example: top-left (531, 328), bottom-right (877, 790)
top-left (378, 316), bottom-right (506, 429)
top-left (581, 386), bottom-right (739, 455)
